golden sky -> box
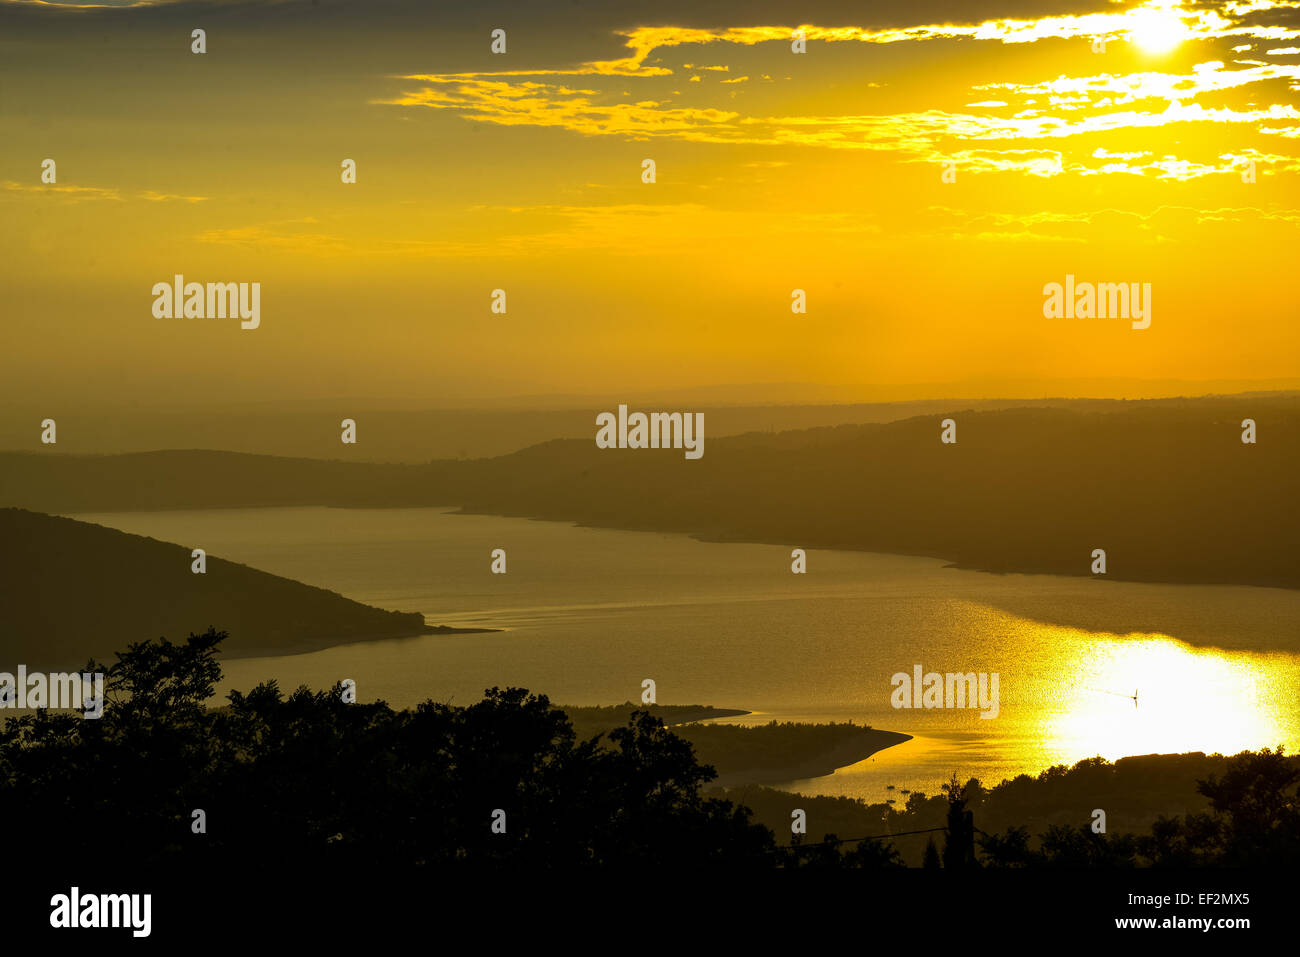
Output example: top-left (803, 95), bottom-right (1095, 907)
top-left (1, 0), bottom-right (1297, 406)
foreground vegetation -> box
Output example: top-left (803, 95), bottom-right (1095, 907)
top-left (1, 629), bottom-right (1294, 869)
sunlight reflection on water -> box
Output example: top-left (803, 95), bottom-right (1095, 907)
top-left (71, 506), bottom-right (1300, 804)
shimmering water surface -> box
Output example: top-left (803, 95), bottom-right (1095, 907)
top-left (72, 506), bottom-right (1300, 802)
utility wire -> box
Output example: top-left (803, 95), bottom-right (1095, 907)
top-left (788, 825), bottom-right (948, 848)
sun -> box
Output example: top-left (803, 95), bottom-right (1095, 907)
top-left (1128, 7), bottom-right (1190, 55)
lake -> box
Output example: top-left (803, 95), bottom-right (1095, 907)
top-left (70, 506), bottom-right (1300, 803)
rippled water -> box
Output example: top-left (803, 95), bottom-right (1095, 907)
top-left (71, 506), bottom-right (1300, 802)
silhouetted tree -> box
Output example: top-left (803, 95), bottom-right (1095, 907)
top-left (1, 630), bottom-right (780, 870)
top-left (941, 774), bottom-right (977, 869)
top-left (922, 837), bottom-right (941, 869)
top-left (1134, 746), bottom-right (1299, 867)
top-left (978, 825), bottom-right (1038, 867)
top-left (1038, 825), bottom-right (1138, 867)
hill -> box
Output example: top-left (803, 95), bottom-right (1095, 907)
top-left (0, 393), bottom-right (1294, 588)
top-left (0, 508), bottom-right (434, 668)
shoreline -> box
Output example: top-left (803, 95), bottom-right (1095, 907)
top-left (47, 500), bottom-right (1288, 596)
top-left (558, 705), bottom-right (915, 789)
top-left (220, 622), bottom-right (503, 660)
top-left (459, 509), bottom-right (1300, 593)
top-left (712, 728), bottom-right (913, 787)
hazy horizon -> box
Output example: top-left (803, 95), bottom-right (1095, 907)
top-left (5, 0), bottom-right (1298, 410)
top-left (4, 385), bottom-right (1294, 462)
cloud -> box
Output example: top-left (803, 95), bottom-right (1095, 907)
top-left (2, 180), bottom-right (121, 201)
top-left (2, 181), bottom-right (208, 203)
top-left (975, 60), bottom-right (1300, 109)
top-left (195, 219), bottom-right (347, 253)
top-left (378, 79), bottom-right (744, 139)
top-left (924, 202), bottom-right (1300, 242)
top-left (190, 203), bottom-right (880, 259)
top-left (382, 74), bottom-right (1300, 166)
top-left (141, 190), bottom-right (207, 203)
top-left (375, 3), bottom-right (1300, 178)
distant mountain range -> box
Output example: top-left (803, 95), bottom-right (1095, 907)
top-left (1, 393), bottom-right (1294, 590)
top-left (5, 391), bottom-right (1296, 462)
